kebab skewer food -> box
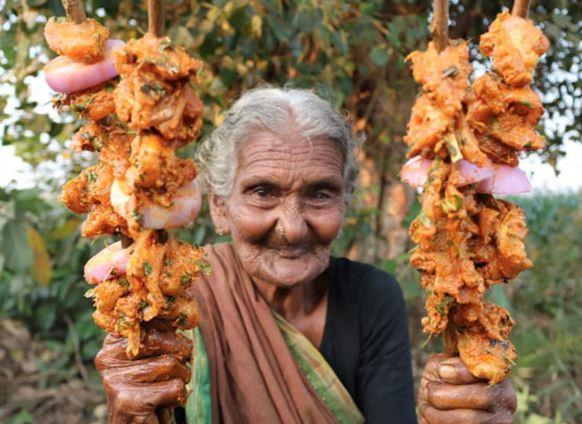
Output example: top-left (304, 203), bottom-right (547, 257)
top-left (44, 1), bottom-right (207, 362)
top-left (401, 0), bottom-right (548, 384)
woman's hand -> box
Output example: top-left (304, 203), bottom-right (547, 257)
top-left (418, 354), bottom-right (517, 424)
top-left (95, 328), bottom-right (192, 424)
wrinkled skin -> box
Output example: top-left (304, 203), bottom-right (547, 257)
top-left (95, 329), bottom-right (192, 424)
top-left (210, 131), bottom-right (346, 288)
top-left (418, 354), bottom-right (517, 424)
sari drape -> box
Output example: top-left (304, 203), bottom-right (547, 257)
top-left (184, 243), bottom-right (363, 423)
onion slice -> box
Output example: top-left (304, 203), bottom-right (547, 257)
top-left (401, 157), bottom-right (494, 188)
top-left (476, 164), bottom-right (531, 195)
top-left (454, 160), bottom-right (495, 186)
top-left (84, 241), bottom-right (131, 285)
top-left (110, 177), bottom-right (202, 230)
top-left (400, 156), bottom-right (432, 187)
top-left (401, 157), bottom-right (530, 195)
top-left (44, 39), bottom-right (125, 94)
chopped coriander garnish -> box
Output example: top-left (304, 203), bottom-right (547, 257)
top-left (180, 273), bottom-right (191, 287)
top-left (196, 260), bottom-right (212, 276)
top-left (87, 172), bottom-right (97, 184)
top-left (176, 313), bottom-right (188, 327)
top-left (139, 300), bottom-right (149, 311)
top-left (143, 261), bottom-right (152, 276)
top-left (132, 209), bottom-right (143, 225)
top-left (118, 278), bottom-right (130, 288)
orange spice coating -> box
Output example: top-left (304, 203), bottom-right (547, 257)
top-left (480, 12), bottom-right (549, 87)
top-left (90, 231), bottom-right (204, 358)
top-left (44, 18), bottom-right (109, 63)
top-left (113, 34), bottom-right (204, 143)
top-left (408, 161), bottom-right (530, 383)
top-left (404, 41), bottom-right (472, 159)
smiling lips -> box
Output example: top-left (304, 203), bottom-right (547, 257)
top-left (268, 244), bottom-right (311, 259)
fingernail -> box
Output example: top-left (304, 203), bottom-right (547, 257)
top-left (438, 365), bottom-right (457, 380)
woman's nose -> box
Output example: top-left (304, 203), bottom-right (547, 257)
top-left (276, 206), bottom-right (309, 243)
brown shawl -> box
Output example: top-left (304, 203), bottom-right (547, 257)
top-left (191, 243), bottom-right (337, 423)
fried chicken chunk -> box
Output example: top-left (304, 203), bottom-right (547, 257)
top-left (90, 231), bottom-right (204, 358)
top-left (404, 41), bottom-right (472, 158)
top-left (455, 303), bottom-right (516, 385)
top-left (113, 34), bottom-right (204, 143)
top-left (126, 133), bottom-right (196, 204)
top-left (53, 82), bottom-right (117, 121)
top-left (467, 73), bottom-right (545, 152)
top-left (44, 17), bottom-right (109, 63)
top-left (480, 12), bottom-right (549, 87)
top-left (61, 162), bottom-right (127, 238)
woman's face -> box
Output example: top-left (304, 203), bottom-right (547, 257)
top-left (211, 131), bottom-right (346, 287)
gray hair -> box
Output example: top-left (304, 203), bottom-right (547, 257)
top-left (195, 87), bottom-right (360, 200)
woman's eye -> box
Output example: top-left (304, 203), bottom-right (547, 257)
top-left (251, 187), bottom-right (271, 197)
top-left (313, 191), bottom-right (330, 200)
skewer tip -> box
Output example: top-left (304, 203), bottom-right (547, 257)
top-left (62, 0), bottom-right (86, 24)
top-left (432, 0), bottom-right (449, 52)
top-left (148, 0), bottom-right (165, 37)
top-left (512, 0), bottom-right (532, 18)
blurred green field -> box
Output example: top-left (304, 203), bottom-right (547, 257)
top-left (1, 187), bottom-right (580, 423)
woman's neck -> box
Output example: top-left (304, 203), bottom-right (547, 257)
top-left (253, 271), bottom-right (330, 321)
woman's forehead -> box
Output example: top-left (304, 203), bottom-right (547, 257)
top-left (236, 132), bottom-right (344, 174)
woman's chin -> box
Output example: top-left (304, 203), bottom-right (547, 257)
top-left (261, 256), bottom-right (327, 287)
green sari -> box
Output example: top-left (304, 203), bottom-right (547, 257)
top-left (185, 314), bottom-right (363, 423)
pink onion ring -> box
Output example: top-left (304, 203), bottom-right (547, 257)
top-left (44, 39), bottom-right (125, 93)
top-left (454, 160), bottom-right (495, 186)
top-left (476, 164), bottom-right (531, 195)
top-left (400, 156), bottom-right (432, 187)
top-left (84, 241), bottom-right (131, 285)
top-left (110, 178), bottom-right (202, 230)
top-left (401, 157), bottom-right (494, 188)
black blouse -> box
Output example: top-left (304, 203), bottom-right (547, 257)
top-left (320, 257), bottom-right (417, 423)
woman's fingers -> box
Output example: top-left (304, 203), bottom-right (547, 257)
top-left (109, 378), bottom-right (188, 420)
top-left (437, 357), bottom-right (483, 385)
top-left (96, 329), bottom-right (192, 365)
top-left (138, 329), bottom-right (192, 361)
top-left (420, 405), bottom-right (512, 424)
top-left (427, 381), bottom-right (499, 411)
top-left (106, 354), bottom-right (191, 384)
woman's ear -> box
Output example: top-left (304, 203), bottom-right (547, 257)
top-left (209, 192), bottom-right (231, 235)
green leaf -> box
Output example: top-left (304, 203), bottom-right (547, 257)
top-left (486, 285), bottom-right (513, 314)
top-left (2, 221), bottom-right (33, 272)
top-left (369, 45), bottom-right (389, 66)
top-left (35, 302), bottom-right (57, 332)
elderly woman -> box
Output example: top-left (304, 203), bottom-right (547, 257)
top-left (96, 88), bottom-right (517, 423)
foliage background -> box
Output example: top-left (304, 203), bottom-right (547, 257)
top-left (0, 0), bottom-right (580, 423)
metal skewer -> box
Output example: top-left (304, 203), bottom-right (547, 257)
top-left (61, 0), bottom-right (86, 24)
top-left (148, 0), bottom-right (165, 37)
top-left (432, 0), bottom-right (449, 52)
top-left (512, 0), bottom-right (532, 18)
